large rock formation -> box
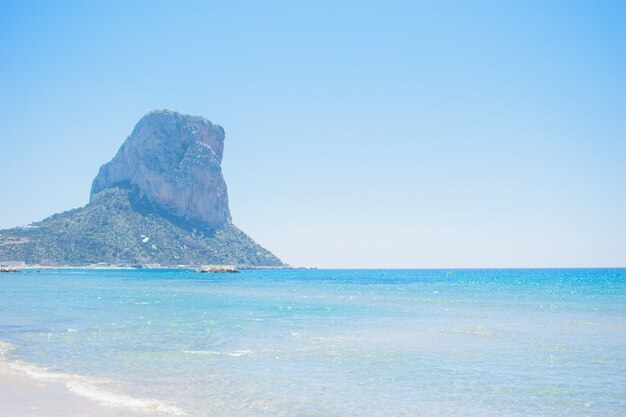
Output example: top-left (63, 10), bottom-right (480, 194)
top-left (0, 110), bottom-right (283, 267)
top-left (91, 110), bottom-right (231, 226)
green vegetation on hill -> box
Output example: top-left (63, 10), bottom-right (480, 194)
top-left (0, 187), bottom-right (282, 267)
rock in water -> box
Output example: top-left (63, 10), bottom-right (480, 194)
top-left (91, 110), bottom-right (231, 226)
top-left (0, 110), bottom-right (283, 267)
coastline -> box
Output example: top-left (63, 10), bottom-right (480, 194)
top-left (0, 360), bottom-right (107, 417)
top-left (3, 264), bottom-right (306, 272)
top-left (0, 341), bottom-right (189, 417)
top-left (16, 265), bottom-right (138, 270)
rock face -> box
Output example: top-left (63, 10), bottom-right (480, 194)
top-left (0, 110), bottom-right (283, 267)
top-left (91, 110), bottom-right (231, 226)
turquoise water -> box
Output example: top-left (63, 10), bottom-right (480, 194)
top-left (0, 269), bottom-right (624, 416)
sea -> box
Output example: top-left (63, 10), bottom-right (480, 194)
top-left (0, 268), bottom-right (624, 417)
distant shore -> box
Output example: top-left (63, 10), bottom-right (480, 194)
top-left (2, 264), bottom-right (308, 271)
top-left (17, 265), bottom-right (137, 270)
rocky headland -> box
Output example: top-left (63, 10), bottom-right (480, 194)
top-left (0, 110), bottom-right (282, 267)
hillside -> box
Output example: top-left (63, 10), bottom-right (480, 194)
top-left (0, 110), bottom-right (283, 267)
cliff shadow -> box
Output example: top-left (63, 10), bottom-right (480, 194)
top-left (118, 184), bottom-right (222, 238)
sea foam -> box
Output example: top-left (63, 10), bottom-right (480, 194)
top-left (183, 349), bottom-right (254, 357)
top-left (0, 340), bottom-right (189, 416)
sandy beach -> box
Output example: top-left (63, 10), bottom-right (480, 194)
top-left (0, 342), bottom-right (187, 417)
top-left (0, 360), bottom-right (105, 417)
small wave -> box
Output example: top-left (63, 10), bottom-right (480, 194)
top-left (0, 340), bottom-right (14, 356)
top-left (449, 326), bottom-right (493, 336)
top-left (0, 340), bottom-right (189, 416)
top-left (183, 349), bottom-right (253, 357)
top-left (66, 380), bottom-right (188, 416)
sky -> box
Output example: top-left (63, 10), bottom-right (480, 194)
top-left (0, 0), bottom-right (624, 268)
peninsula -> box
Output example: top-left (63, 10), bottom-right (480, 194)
top-left (0, 110), bottom-right (283, 267)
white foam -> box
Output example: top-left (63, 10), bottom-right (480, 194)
top-left (449, 326), bottom-right (493, 336)
top-left (0, 339), bottom-right (190, 416)
top-left (183, 349), bottom-right (253, 357)
top-left (0, 340), bottom-right (14, 356)
top-left (66, 380), bottom-right (188, 416)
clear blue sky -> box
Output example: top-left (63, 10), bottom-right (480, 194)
top-left (1, 1), bottom-right (624, 268)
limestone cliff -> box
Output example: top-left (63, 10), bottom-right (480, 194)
top-left (91, 110), bottom-right (231, 226)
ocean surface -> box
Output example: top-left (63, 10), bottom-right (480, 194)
top-left (0, 268), bottom-right (624, 416)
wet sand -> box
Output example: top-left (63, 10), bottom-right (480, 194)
top-left (0, 361), bottom-right (104, 417)
top-left (0, 359), bottom-right (172, 417)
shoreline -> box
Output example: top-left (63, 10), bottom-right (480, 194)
top-left (5, 264), bottom-right (303, 271)
top-left (0, 362), bottom-right (101, 417)
top-left (0, 341), bottom-right (189, 417)
top-left (3, 264), bottom-right (623, 272)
